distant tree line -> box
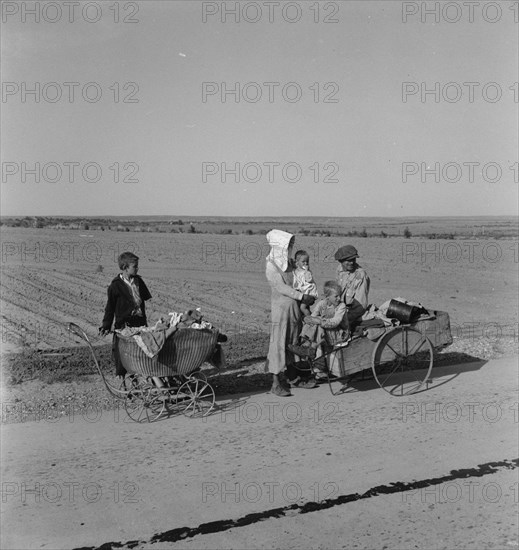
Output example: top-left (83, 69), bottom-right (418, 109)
top-left (0, 217), bottom-right (515, 239)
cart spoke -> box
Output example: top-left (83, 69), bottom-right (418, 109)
top-left (372, 327), bottom-right (434, 396)
top-left (401, 331), bottom-right (409, 356)
top-left (379, 361), bottom-right (403, 387)
top-left (385, 343), bottom-right (403, 359)
top-left (407, 336), bottom-right (428, 357)
top-left (183, 400), bottom-right (196, 413)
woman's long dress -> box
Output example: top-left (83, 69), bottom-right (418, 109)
top-left (265, 260), bottom-right (303, 375)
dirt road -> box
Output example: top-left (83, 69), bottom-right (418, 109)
top-left (2, 356), bottom-right (517, 550)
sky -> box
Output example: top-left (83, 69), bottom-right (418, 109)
top-left (1, 0), bottom-right (518, 217)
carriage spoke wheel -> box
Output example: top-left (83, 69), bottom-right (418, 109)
top-left (118, 373), bottom-right (139, 392)
top-left (190, 370), bottom-right (207, 382)
top-left (372, 327), bottom-right (433, 396)
top-left (124, 374), bottom-right (166, 423)
top-left (176, 377), bottom-right (215, 418)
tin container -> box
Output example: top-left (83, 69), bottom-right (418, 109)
top-left (386, 299), bottom-right (420, 324)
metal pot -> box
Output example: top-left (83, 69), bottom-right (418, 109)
top-left (386, 299), bottom-right (420, 324)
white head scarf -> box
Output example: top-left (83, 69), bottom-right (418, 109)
top-left (266, 229), bottom-right (294, 272)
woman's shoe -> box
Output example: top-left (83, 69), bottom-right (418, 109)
top-left (278, 373), bottom-right (293, 392)
top-left (271, 383), bottom-right (292, 397)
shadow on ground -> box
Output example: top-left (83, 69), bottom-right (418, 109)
top-left (311, 352), bottom-right (488, 397)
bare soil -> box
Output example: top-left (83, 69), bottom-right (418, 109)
top-left (1, 226), bottom-right (518, 550)
top-left (1, 227), bottom-right (518, 422)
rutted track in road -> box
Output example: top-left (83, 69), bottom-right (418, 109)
top-left (75, 458), bottom-right (519, 550)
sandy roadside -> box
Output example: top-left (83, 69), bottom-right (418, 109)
top-left (2, 334), bottom-right (516, 425)
top-left (1, 356), bottom-right (517, 550)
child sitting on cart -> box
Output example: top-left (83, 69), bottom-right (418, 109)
top-left (289, 280), bottom-right (349, 359)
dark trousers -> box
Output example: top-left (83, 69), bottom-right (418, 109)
top-left (347, 300), bottom-right (366, 332)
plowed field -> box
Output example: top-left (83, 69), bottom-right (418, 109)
top-left (1, 227), bottom-right (518, 352)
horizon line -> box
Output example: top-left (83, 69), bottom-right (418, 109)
top-left (1, 214), bottom-right (518, 220)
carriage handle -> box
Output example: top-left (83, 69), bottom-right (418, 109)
top-left (68, 322), bottom-right (91, 343)
top-left (67, 322), bottom-right (125, 398)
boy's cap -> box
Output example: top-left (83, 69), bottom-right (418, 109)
top-left (334, 245), bottom-right (359, 261)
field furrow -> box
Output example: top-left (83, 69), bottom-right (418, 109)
top-left (1, 228), bottom-right (517, 352)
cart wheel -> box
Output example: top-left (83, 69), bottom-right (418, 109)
top-left (372, 326), bottom-right (433, 396)
top-left (176, 378), bottom-right (215, 418)
top-left (124, 375), bottom-right (165, 423)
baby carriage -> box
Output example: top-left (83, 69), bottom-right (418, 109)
top-left (68, 322), bottom-right (225, 422)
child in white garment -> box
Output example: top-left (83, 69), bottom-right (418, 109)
top-left (292, 250), bottom-right (318, 317)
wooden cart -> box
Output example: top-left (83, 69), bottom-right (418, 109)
top-left (306, 311), bottom-right (453, 396)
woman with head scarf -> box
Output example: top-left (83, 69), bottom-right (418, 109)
top-left (265, 229), bottom-right (317, 396)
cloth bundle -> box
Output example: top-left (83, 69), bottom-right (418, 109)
top-left (117, 308), bottom-right (215, 358)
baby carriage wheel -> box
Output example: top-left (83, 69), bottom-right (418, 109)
top-left (124, 374), bottom-right (166, 423)
top-left (176, 377), bottom-right (215, 418)
top-left (190, 369), bottom-right (207, 382)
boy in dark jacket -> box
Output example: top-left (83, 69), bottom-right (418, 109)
top-left (99, 252), bottom-right (151, 335)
